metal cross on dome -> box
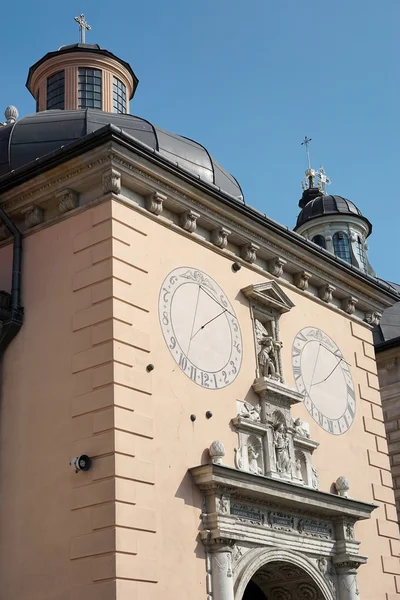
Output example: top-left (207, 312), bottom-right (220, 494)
top-left (74, 14), bottom-right (91, 44)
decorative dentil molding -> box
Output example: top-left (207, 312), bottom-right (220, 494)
top-left (102, 168), bottom-right (121, 194)
top-left (294, 270), bottom-right (311, 291)
top-left (342, 296), bottom-right (358, 315)
top-left (57, 189), bottom-right (79, 214)
top-left (319, 283), bottom-right (335, 303)
top-left (146, 191), bottom-right (165, 215)
top-left (180, 209), bottom-right (200, 233)
top-left (211, 226), bottom-right (231, 249)
top-left (241, 242), bottom-right (259, 264)
top-left (267, 256), bottom-right (286, 278)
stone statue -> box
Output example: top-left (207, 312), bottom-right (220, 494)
top-left (293, 418), bottom-right (310, 438)
top-left (258, 336), bottom-right (282, 380)
top-left (248, 445), bottom-right (262, 475)
top-left (240, 401), bottom-right (261, 422)
top-left (274, 424), bottom-right (291, 475)
top-left (295, 458), bottom-right (303, 481)
top-left (312, 467), bottom-right (319, 490)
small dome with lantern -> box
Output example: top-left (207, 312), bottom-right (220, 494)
top-left (294, 139), bottom-right (375, 276)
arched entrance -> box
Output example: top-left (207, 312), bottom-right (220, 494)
top-left (242, 560), bottom-right (325, 599)
top-left (235, 549), bottom-right (334, 600)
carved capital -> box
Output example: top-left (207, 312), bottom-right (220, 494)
top-left (319, 283), bottom-right (335, 303)
top-left (364, 311), bottom-right (382, 326)
top-left (24, 205), bottom-right (44, 228)
top-left (294, 270), bottom-right (311, 291)
top-left (211, 226), bottom-right (230, 249)
top-left (267, 256), bottom-right (286, 277)
top-left (180, 209), bottom-right (200, 233)
top-left (342, 296), bottom-right (358, 315)
top-left (146, 191), bottom-right (165, 215)
top-left (57, 189), bottom-right (79, 213)
top-left (102, 168), bottom-right (121, 194)
top-left (241, 242), bottom-right (259, 263)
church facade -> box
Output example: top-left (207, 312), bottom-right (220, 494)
top-left (0, 28), bottom-right (399, 600)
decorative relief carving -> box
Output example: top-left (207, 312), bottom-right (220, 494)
top-left (231, 502), bottom-right (264, 525)
top-left (345, 523), bottom-right (355, 540)
top-left (217, 494), bottom-right (230, 515)
top-left (319, 283), bottom-right (335, 303)
top-left (102, 168), bottom-right (121, 194)
top-left (364, 311), bottom-right (381, 326)
top-left (268, 256), bottom-right (286, 277)
top-left (311, 467), bottom-right (320, 490)
top-left (294, 270), bottom-right (311, 291)
top-left (180, 209), bottom-right (200, 232)
top-left (293, 418), bottom-right (310, 439)
top-left (317, 557), bottom-right (328, 575)
top-left (209, 440), bottom-right (225, 465)
top-left (24, 205), bottom-right (44, 228)
top-left (57, 189), bottom-right (79, 213)
top-left (241, 242), bottom-right (259, 263)
top-left (211, 226), bottom-right (230, 249)
top-left (270, 587), bottom-right (292, 600)
top-left (342, 296), bottom-right (358, 315)
top-left (248, 437), bottom-right (263, 475)
top-left (297, 582), bottom-right (319, 600)
top-left (146, 191), bottom-right (165, 215)
top-left (239, 401), bottom-right (261, 422)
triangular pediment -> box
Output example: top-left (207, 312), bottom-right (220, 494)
top-left (241, 281), bottom-right (295, 313)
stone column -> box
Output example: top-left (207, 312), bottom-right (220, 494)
top-left (333, 558), bottom-right (364, 600)
top-left (208, 539), bottom-right (235, 600)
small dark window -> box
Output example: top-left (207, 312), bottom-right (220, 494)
top-left (113, 77), bottom-right (127, 114)
top-left (47, 71), bottom-right (65, 110)
top-left (333, 231), bottom-right (351, 263)
top-left (312, 235), bottom-right (326, 249)
top-left (356, 235), bottom-right (367, 271)
top-left (78, 68), bottom-right (102, 110)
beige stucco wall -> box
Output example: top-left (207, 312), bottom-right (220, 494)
top-left (0, 197), bottom-right (398, 599)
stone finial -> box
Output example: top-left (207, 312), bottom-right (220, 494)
top-left (102, 169), bottom-right (121, 194)
top-left (24, 205), bottom-right (44, 228)
top-left (211, 226), bottom-right (230, 249)
top-left (319, 283), bottom-right (335, 303)
top-left (57, 189), bottom-right (79, 213)
top-left (180, 209), bottom-right (200, 233)
top-left (4, 105), bottom-right (18, 125)
top-left (146, 191), bottom-right (166, 215)
top-left (335, 475), bottom-right (350, 497)
top-left (342, 296), bottom-right (358, 315)
top-left (365, 311), bottom-right (382, 327)
top-left (267, 256), bottom-right (286, 278)
top-left (241, 242), bottom-right (259, 264)
top-left (294, 270), bottom-right (311, 291)
top-left (209, 440), bottom-right (226, 465)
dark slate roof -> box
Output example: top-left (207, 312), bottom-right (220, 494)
top-left (0, 110), bottom-right (244, 202)
top-left (374, 282), bottom-right (400, 347)
top-left (26, 44), bottom-right (138, 99)
top-left (295, 193), bottom-right (372, 234)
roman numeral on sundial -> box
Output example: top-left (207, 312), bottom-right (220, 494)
top-left (292, 346), bottom-right (301, 356)
top-left (293, 365), bottom-right (301, 379)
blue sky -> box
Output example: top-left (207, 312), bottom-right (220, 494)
top-left (1, 0), bottom-right (399, 281)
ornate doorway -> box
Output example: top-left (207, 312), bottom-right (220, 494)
top-left (242, 560), bottom-right (325, 600)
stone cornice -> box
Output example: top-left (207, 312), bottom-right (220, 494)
top-left (0, 130), bottom-right (397, 320)
top-left (190, 464), bottom-right (377, 522)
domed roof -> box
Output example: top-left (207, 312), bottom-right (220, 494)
top-left (0, 110), bottom-right (244, 202)
top-left (295, 192), bottom-right (371, 233)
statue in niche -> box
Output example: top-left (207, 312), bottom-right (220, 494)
top-left (312, 467), bottom-right (319, 490)
top-left (248, 444), bottom-right (262, 475)
top-left (240, 401), bottom-right (261, 422)
top-left (258, 336), bottom-right (282, 381)
top-left (274, 424), bottom-right (291, 475)
top-left (293, 418), bottom-right (310, 439)
top-left (295, 457), bottom-right (304, 481)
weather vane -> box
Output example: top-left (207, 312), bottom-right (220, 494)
top-left (74, 14), bottom-right (91, 44)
